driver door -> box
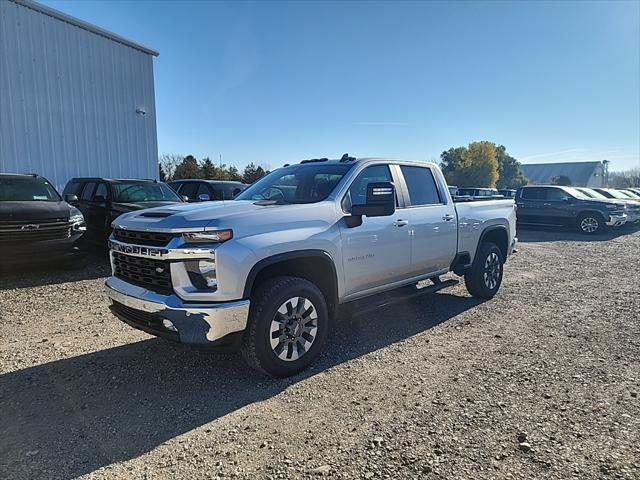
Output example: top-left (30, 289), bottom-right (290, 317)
top-left (339, 164), bottom-right (412, 299)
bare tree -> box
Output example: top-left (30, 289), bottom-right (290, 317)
top-left (158, 154), bottom-right (184, 181)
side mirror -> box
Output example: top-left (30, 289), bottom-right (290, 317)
top-left (351, 182), bottom-right (396, 217)
top-left (64, 194), bottom-right (78, 204)
top-left (181, 195), bottom-right (189, 202)
top-left (197, 193), bottom-right (210, 202)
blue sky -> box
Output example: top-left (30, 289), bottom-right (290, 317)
top-left (42, 0), bottom-right (639, 171)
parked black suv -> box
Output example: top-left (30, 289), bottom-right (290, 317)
top-left (168, 180), bottom-right (247, 202)
top-left (0, 174), bottom-right (86, 265)
top-left (62, 178), bottom-right (183, 247)
top-left (515, 185), bottom-right (628, 234)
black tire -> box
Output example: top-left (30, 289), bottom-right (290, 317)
top-left (464, 242), bottom-right (504, 299)
top-left (577, 212), bottom-right (604, 235)
top-left (241, 276), bottom-right (329, 377)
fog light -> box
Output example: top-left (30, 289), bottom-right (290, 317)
top-left (162, 319), bottom-right (178, 332)
top-left (185, 259), bottom-right (217, 290)
top-left (198, 259), bottom-right (217, 288)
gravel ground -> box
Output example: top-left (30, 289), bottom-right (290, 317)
top-left (1, 226), bottom-right (639, 480)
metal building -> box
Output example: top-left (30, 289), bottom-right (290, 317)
top-left (521, 161), bottom-right (605, 188)
top-left (0, 0), bottom-right (159, 191)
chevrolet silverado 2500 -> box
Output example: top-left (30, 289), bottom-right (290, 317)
top-left (105, 158), bottom-right (517, 377)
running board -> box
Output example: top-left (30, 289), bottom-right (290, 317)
top-left (348, 278), bottom-right (459, 318)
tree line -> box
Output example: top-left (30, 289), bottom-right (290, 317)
top-left (440, 141), bottom-right (528, 189)
top-left (159, 154), bottom-right (269, 184)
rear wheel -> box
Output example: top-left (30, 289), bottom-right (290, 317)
top-left (464, 242), bottom-right (504, 299)
top-left (577, 212), bottom-right (604, 234)
top-left (241, 276), bottom-right (329, 377)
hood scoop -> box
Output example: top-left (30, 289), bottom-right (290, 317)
top-left (139, 211), bottom-right (174, 218)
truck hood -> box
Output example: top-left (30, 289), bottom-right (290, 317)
top-left (0, 201), bottom-right (71, 222)
top-left (112, 200), bottom-right (338, 234)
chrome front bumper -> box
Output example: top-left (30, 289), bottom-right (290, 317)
top-left (605, 213), bottom-right (627, 227)
top-left (105, 276), bottom-right (250, 347)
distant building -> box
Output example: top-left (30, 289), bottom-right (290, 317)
top-left (0, 0), bottom-right (159, 191)
top-left (521, 161), bottom-right (605, 188)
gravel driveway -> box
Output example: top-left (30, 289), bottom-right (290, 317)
top-left (1, 226), bottom-right (639, 479)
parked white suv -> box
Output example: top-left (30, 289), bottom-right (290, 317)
top-left (106, 157), bottom-right (517, 376)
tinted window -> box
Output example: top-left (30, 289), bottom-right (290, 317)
top-left (63, 181), bottom-right (82, 196)
top-left (520, 187), bottom-right (544, 200)
top-left (81, 182), bottom-right (97, 201)
top-left (196, 183), bottom-right (212, 199)
top-left (112, 183), bottom-right (181, 202)
top-left (545, 188), bottom-right (570, 201)
top-left (179, 182), bottom-right (199, 200)
top-left (348, 165), bottom-right (393, 206)
top-left (224, 184), bottom-right (244, 199)
top-left (400, 166), bottom-right (442, 206)
top-left (94, 183), bottom-right (108, 200)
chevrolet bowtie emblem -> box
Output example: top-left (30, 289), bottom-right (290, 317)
top-left (21, 224), bottom-right (40, 230)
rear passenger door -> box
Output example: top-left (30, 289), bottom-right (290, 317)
top-left (398, 165), bottom-right (458, 275)
top-left (516, 187), bottom-right (545, 224)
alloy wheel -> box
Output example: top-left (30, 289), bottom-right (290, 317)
top-left (580, 217), bottom-right (599, 233)
top-left (269, 296), bottom-right (318, 362)
top-left (483, 252), bottom-right (501, 290)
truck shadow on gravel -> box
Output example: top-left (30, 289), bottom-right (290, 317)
top-left (0, 291), bottom-right (481, 479)
top-left (517, 223), bottom-right (640, 243)
top-left (0, 254), bottom-right (110, 290)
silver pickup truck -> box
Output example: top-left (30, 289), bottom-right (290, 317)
top-left (106, 158), bottom-right (517, 377)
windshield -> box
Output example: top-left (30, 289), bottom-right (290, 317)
top-left (564, 187), bottom-right (592, 199)
top-left (0, 177), bottom-right (61, 202)
top-left (602, 189), bottom-right (630, 200)
top-left (112, 183), bottom-right (182, 203)
top-left (575, 188), bottom-right (607, 200)
top-left (618, 190), bottom-right (640, 199)
top-left (235, 163), bottom-right (353, 204)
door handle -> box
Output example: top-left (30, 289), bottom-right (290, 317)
top-left (393, 219), bottom-right (409, 227)
top-left (543, 203), bottom-right (552, 206)
top-left (442, 214), bottom-right (455, 221)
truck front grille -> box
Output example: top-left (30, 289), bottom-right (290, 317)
top-left (0, 218), bottom-right (71, 244)
top-left (113, 228), bottom-right (176, 247)
top-left (112, 252), bottom-right (173, 294)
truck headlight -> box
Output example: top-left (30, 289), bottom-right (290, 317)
top-left (183, 229), bottom-right (233, 243)
top-left (69, 207), bottom-right (86, 231)
top-left (185, 259), bottom-right (217, 290)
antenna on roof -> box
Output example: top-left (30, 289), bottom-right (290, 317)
top-left (340, 153), bottom-right (356, 162)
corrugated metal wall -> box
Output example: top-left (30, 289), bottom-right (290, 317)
top-left (0, 0), bottom-right (158, 192)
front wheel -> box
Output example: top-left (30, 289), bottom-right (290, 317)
top-left (464, 242), bottom-right (504, 299)
top-left (241, 276), bottom-right (329, 377)
top-left (577, 212), bottom-right (604, 234)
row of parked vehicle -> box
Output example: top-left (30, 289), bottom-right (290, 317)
top-left (448, 186), bottom-right (516, 199)
top-left (1, 170), bottom-right (639, 270)
top-left (0, 173), bottom-right (248, 265)
top-left (515, 185), bottom-right (640, 234)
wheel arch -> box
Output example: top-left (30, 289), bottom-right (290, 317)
top-left (243, 250), bottom-right (339, 317)
top-left (577, 210), bottom-right (606, 221)
top-left (477, 225), bottom-right (509, 261)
